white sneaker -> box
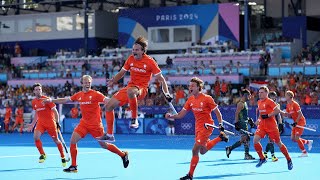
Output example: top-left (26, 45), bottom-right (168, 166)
top-left (299, 152), bottom-right (308, 157)
top-left (308, 140), bottom-right (313, 151)
top-left (130, 118), bottom-right (139, 128)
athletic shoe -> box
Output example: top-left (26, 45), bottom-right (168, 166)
top-left (244, 153), bottom-right (255, 160)
top-left (39, 154), bottom-right (46, 163)
top-left (287, 159), bottom-right (293, 170)
top-left (308, 140), bottom-right (313, 151)
top-left (263, 152), bottom-right (268, 159)
top-left (225, 146), bottom-right (231, 158)
top-left (180, 174), bottom-right (193, 180)
top-left (61, 158), bottom-right (67, 167)
top-left (121, 151), bottom-right (129, 168)
top-left (63, 165), bottom-right (78, 173)
top-left (256, 158), bottom-right (267, 168)
top-left (271, 155), bottom-right (278, 162)
top-left (96, 134), bottom-right (115, 143)
top-left (299, 152), bottom-right (308, 157)
top-left (130, 118), bottom-right (139, 128)
top-left (219, 132), bottom-right (229, 142)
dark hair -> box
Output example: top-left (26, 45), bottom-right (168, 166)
top-left (32, 83), bottom-right (42, 90)
top-left (259, 86), bottom-right (269, 93)
top-left (268, 91), bottom-right (277, 98)
top-left (134, 36), bottom-right (148, 53)
top-left (241, 89), bottom-right (251, 96)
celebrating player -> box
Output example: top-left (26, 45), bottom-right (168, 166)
top-left (165, 77), bottom-right (228, 180)
top-left (254, 86), bottom-right (292, 170)
top-left (281, 90), bottom-right (313, 157)
top-left (98, 36), bottom-right (172, 142)
top-left (27, 83), bottom-right (67, 167)
top-left (11, 104), bottom-right (24, 133)
top-left (225, 89), bottom-right (255, 160)
top-left (44, 75), bottom-right (129, 173)
top-left (263, 91), bottom-right (284, 162)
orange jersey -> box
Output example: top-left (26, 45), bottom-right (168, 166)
top-left (15, 107), bottom-right (24, 120)
top-left (257, 98), bottom-right (277, 126)
top-left (286, 100), bottom-right (306, 125)
top-left (70, 89), bottom-right (106, 127)
top-left (5, 107), bottom-right (12, 119)
top-left (123, 54), bottom-right (161, 89)
top-left (70, 107), bottom-right (79, 118)
top-left (183, 93), bottom-right (217, 132)
top-left (32, 96), bottom-right (56, 126)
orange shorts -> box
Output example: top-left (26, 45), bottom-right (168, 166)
top-left (195, 128), bottom-right (213, 146)
top-left (35, 124), bottom-right (58, 139)
top-left (74, 121), bottom-right (104, 138)
top-left (255, 121), bottom-right (280, 143)
top-left (4, 118), bottom-right (10, 124)
top-left (15, 118), bottom-right (24, 124)
top-left (113, 86), bottom-right (148, 106)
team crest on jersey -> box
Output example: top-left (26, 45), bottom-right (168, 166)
top-left (89, 96), bottom-right (92, 100)
top-left (143, 64), bottom-right (147, 69)
top-left (130, 63), bottom-right (133, 66)
top-left (35, 104), bottom-right (37, 108)
top-left (200, 102), bottom-right (203, 107)
top-left (190, 103), bottom-right (193, 107)
top-left (78, 97), bottom-right (82, 101)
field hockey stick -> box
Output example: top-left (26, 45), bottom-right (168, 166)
top-left (161, 86), bottom-right (177, 115)
top-left (58, 129), bottom-right (71, 162)
top-left (284, 121), bottom-right (316, 132)
top-left (204, 123), bottom-right (235, 135)
top-left (222, 120), bottom-right (254, 136)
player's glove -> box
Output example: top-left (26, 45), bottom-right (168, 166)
top-left (56, 122), bottom-right (61, 130)
top-left (278, 123), bottom-right (284, 134)
top-left (235, 121), bottom-right (241, 131)
top-left (248, 118), bottom-right (255, 128)
top-left (291, 122), bottom-right (297, 127)
top-left (219, 123), bottom-right (224, 132)
top-left (164, 93), bottom-right (173, 103)
top-left (261, 114), bottom-right (269, 119)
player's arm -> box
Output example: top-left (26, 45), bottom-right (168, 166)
top-left (155, 74), bottom-right (170, 94)
top-left (50, 97), bottom-right (72, 104)
top-left (266, 105), bottom-right (280, 118)
top-left (165, 108), bottom-right (187, 120)
top-left (28, 110), bottom-right (38, 131)
top-left (295, 110), bottom-right (303, 124)
top-left (108, 69), bottom-right (126, 86)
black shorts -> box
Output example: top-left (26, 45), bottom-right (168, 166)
top-left (168, 120), bottom-right (174, 126)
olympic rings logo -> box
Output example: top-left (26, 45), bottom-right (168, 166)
top-left (181, 123), bottom-right (193, 130)
top-left (306, 124), bottom-right (318, 130)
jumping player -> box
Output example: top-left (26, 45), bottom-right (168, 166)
top-left (44, 75), bottom-right (129, 173)
top-left (98, 36), bottom-right (172, 142)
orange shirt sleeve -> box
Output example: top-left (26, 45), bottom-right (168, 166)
top-left (293, 101), bottom-right (301, 112)
top-left (148, 58), bottom-right (161, 75)
top-left (122, 56), bottom-right (132, 71)
top-left (70, 92), bottom-right (81, 101)
top-left (183, 97), bottom-right (192, 111)
top-left (207, 96), bottom-right (218, 111)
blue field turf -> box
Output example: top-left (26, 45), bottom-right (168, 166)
top-left (0, 133), bottom-right (318, 180)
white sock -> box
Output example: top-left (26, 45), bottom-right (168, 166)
top-left (172, 127), bottom-right (175, 134)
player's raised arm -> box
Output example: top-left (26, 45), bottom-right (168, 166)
top-left (107, 69), bottom-right (126, 87)
top-left (165, 108), bottom-right (187, 120)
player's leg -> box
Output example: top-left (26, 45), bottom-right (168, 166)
top-left (99, 97), bottom-right (120, 142)
top-left (292, 127), bottom-right (308, 156)
top-left (253, 128), bottom-right (267, 167)
top-left (243, 135), bottom-right (255, 160)
top-left (93, 127), bottom-right (129, 168)
top-left (4, 119), bottom-right (9, 133)
top-left (271, 132), bottom-right (293, 170)
top-left (63, 124), bottom-right (86, 173)
top-left (19, 121), bottom-right (24, 133)
top-left (181, 143), bottom-right (201, 180)
top-left (11, 122), bottom-right (18, 132)
top-left (48, 127), bottom-right (66, 167)
top-left (33, 127), bottom-right (46, 163)
top-left (268, 141), bottom-right (278, 162)
top-left (226, 135), bottom-right (243, 158)
top-left (127, 86), bottom-right (140, 128)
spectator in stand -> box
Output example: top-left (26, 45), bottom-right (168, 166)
top-left (220, 80), bottom-right (229, 97)
top-left (214, 77), bottom-right (221, 98)
top-left (14, 43), bottom-right (22, 57)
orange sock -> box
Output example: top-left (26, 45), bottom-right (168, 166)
top-left (35, 140), bottom-right (45, 155)
top-left (107, 144), bottom-right (125, 157)
top-left (106, 111), bottom-right (114, 135)
top-left (129, 97), bottom-right (138, 119)
top-left (70, 144), bottom-right (78, 166)
top-left (300, 138), bottom-right (308, 144)
top-left (254, 143), bottom-right (265, 159)
top-left (57, 143), bottom-right (65, 158)
top-left (20, 125), bottom-right (24, 133)
top-left (206, 137), bottom-right (221, 150)
top-left (188, 156), bottom-right (199, 177)
top-left (5, 124), bottom-right (9, 132)
top-left (297, 139), bottom-right (306, 152)
top-left (280, 144), bottom-right (291, 160)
